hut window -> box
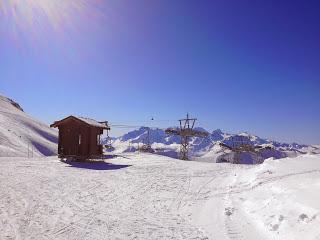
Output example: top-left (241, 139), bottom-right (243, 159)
top-left (97, 135), bottom-right (100, 144)
top-left (79, 134), bottom-right (82, 145)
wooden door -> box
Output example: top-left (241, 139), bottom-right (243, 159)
top-left (65, 128), bottom-right (79, 156)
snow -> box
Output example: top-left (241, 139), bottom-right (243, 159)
top-left (1, 94), bottom-right (319, 239)
top-left (1, 153), bottom-right (320, 239)
top-left (107, 126), bottom-right (318, 163)
top-left (77, 117), bottom-right (108, 129)
top-left (0, 95), bottom-right (58, 157)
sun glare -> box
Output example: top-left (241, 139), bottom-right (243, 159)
top-left (0, 0), bottom-right (103, 43)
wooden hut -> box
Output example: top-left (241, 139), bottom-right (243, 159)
top-left (50, 116), bottom-right (110, 159)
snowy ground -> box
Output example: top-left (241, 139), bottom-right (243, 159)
top-left (1, 153), bottom-right (320, 240)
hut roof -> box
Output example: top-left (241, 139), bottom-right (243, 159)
top-left (50, 116), bottom-right (110, 129)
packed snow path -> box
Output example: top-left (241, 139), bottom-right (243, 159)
top-left (0, 154), bottom-right (320, 240)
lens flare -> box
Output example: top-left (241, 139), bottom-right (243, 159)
top-left (0, 0), bottom-right (104, 46)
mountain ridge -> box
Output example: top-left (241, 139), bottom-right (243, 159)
top-left (108, 126), bottom-right (318, 163)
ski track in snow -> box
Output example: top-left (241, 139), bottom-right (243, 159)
top-left (1, 154), bottom-right (320, 240)
top-left (0, 155), bottom-right (209, 240)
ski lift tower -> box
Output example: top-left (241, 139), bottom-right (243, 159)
top-left (140, 127), bottom-right (154, 153)
top-left (99, 121), bottom-right (113, 150)
top-left (165, 114), bottom-right (208, 160)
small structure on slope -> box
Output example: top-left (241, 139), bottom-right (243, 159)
top-left (50, 116), bottom-right (110, 160)
top-left (139, 127), bottom-right (155, 153)
top-left (219, 136), bottom-right (268, 164)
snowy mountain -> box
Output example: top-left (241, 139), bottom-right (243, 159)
top-left (0, 95), bottom-right (58, 157)
top-left (108, 127), bottom-right (319, 163)
top-left (1, 93), bottom-right (316, 162)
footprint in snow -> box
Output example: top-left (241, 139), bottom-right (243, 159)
top-left (268, 215), bottom-right (284, 231)
top-left (298, 213), bottom-right (316, 223)
top-left (225, 207), bottom-right (234, 216)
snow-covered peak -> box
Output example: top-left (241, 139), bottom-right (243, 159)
top-left (0, 95), bottom-right (24, 113)
top-left (108, 126), bottom-right (316, 162)
top-left (211, 129), bottom-right (224, 141)
top-left (193, 127), bottom-right (209, 133)
top-left (120, 127), bottom-right (149, 141)
top-left (212, 128), bottom-right (223, 135)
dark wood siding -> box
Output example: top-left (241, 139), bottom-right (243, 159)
top-left (56, 118), bottom-right (104, 158)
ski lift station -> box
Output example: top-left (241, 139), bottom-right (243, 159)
top-left (50, 116), bottom-right (110, 160)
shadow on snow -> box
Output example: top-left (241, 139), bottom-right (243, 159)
top-left (64, 161), bottom-right (131, 171)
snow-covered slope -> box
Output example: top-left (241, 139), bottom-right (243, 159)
top-left (108, 127), bottom-right (318, 163)
top-left (234, 155), bottom-right (320, 239)
top-left (0, 95), bottom-right (58, 157)
top-left (1, 154), bottom-right (319, 239)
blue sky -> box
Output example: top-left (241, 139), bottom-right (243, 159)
top-left (1, 0), bottom-right (319, 144)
